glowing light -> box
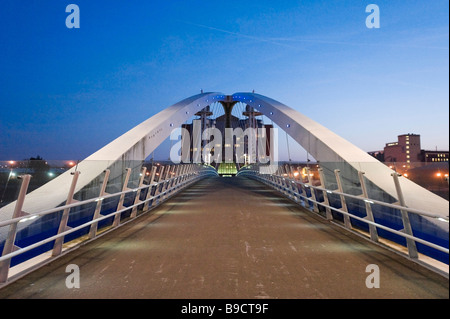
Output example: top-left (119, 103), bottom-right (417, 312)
top-left (293, 171), bottom-right (299, 177)
top-left (19, 215), bottom-right (38, 223)
top-left (436, 172), bottom-right (442, 177)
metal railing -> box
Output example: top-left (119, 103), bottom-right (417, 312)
top-left (238, 163), bottom-right (449, 275)
top-left (0, 163), bottom-right (218, 284)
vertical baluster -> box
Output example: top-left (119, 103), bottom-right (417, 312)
top-left (52, 171), bottom-right (80, 257)
top-left (297, 166), bottom-right (308, 206)
top-left (152, 166), bottom-right (165, 207)
top-left (392, 173), bottom-right (418, 259)
top-left (130, 166), bottom-right (147, 218)
top-left (334, 169), bottom-right (352, 229)
top-left (358, 171), bottom-right (379, 242)
top-left (143, 166), bottom-right (157, 211)
top-left (89, 169), bottom-right (110, 239)
top-left (162, 165), bottom-right (172, 200)
top-left (0, 174), bottom-right (31, 283)
top-left (306, 167), bottom-right (319, 213)
top-left (112, 168), bottom-right (131, 228)
top-left (318, 168), bottom-right (333, 220)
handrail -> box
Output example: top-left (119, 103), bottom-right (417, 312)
top-left (0, 172), bottom-right (203, 263)
top-left (238, 169), bottom-right (449, 222)
top-left (238, 167), bottom-right (449, 271)
top-left (0, 164), bottom-right (214, 283)
top-left (0, 170), bottom-right (198, 228)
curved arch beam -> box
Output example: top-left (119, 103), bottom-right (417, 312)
top-left (232, 92), bottom-right (448, 219)
top-left (1, 91), bottom-right (447, 227)
top-left (0, 92), bottom-right (225, 224)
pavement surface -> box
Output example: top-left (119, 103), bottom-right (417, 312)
top-left (0, 176), bottom-right (448, 299)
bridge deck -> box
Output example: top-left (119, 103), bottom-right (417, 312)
top-left (0, 176), bottom-right (448, 299)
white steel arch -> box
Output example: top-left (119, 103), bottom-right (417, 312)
top-left (0, 92), bottom-right (225, 224)
top-left (0, 91), bottom-right (448, 227)
top-left (232, 92), bottom-right (448, 219)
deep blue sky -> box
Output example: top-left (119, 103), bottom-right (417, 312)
top-left (1, 0), bottom-right (448, 161)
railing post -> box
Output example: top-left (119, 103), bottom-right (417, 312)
top-left (112, 168), bottom-right (132, 228)
top-left (306, 167), bottom-right (319, 213)
top-left (88, 169), bottom-right (110, 239)
top-left (162, 165), bottom-right (172, 200)
top-left (297, 166), bottom-right (308, 206)
top-left (0, 174), bottom-right (31, 283)
top-left (52, 170), bottom-right (80, 257)
top-left (318, 168), bottom-right (333, 220)
top-left (171, 165), bottom-right (181, 191)
top-left (391, 172), bottom-right (418, 259)
top-left (152, 165), bottom-right (165, 207)
top-left (143, 166), bottom-right (157, 211)
top-left (130, 166), bottom-right (147, 218)
top-left (358, 171), bottom-right (379, 242)
top-left (334, 169), bottom-right (352, 229)
top-left (288, 165), bottom-right (299, 201)
top-left (279, 166), bottom-right (288, 195)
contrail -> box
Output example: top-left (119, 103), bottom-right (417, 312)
top-left (177, 20), bottom-right (304, 50)
top-left (180, 20), bottom-right (448, 51)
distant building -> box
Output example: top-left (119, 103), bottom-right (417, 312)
top-left (368, 133), bottom-right (449, 166)
top-left (383, 133), bottom-right (421, 165)
top-left (367, 150), bottom-right (384, 162)
top-left (420, 150), bottom-right (449, 163)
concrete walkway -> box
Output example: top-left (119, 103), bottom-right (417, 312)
top-left (0, 176), bottom-right (448, 299)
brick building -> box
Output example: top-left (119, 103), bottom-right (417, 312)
top-left (383, 133), bottom-right (422, 165)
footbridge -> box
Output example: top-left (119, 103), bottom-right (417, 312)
top-left (0, 92), bottom-right (448, 298)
